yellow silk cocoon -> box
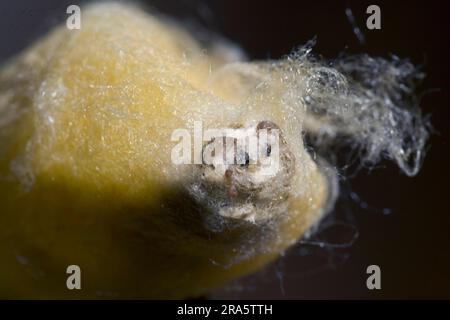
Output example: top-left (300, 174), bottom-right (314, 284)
top-left (0, 3), bottom-right (329, 298)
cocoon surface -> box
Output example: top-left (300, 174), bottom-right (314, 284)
top-left (0, 3), bottom-right (329, 298)
top-left (0, 2), bottom-right (428, 298)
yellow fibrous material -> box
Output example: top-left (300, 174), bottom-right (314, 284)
top-left (0, 3), bottom-right (328, 298)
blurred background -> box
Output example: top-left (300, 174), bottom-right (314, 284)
top-left (0, 0), bottom-right (448, 299)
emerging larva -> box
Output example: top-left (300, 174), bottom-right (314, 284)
top-left (0, 3), bottom-right (427, 298)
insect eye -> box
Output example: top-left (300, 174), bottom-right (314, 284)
top-left (266, 144), bottom-right (272, 156)
top-left (201, 141), bottom-right (216, 167)
top-left (240, 152), bottom-right (250, 167)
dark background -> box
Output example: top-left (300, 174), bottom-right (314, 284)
top-left (0, 0), bottom-right (448, 299)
